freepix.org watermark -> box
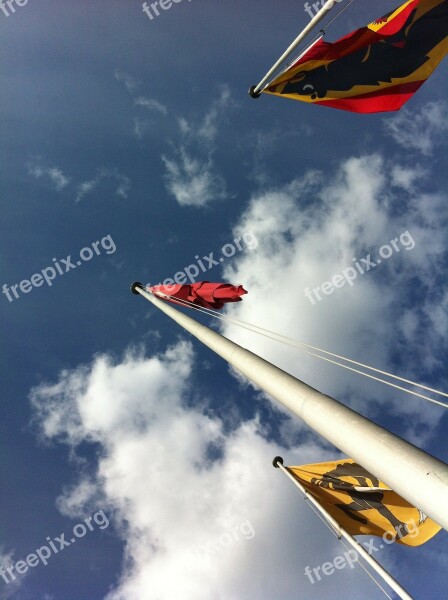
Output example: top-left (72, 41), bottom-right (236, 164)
top-left (0, 0), bottom-right (28, 18)
top-left (0, 510), bottom-right (109, 585)
top-left (190, 520), bottom-right (255, 559)
top-left (2, 234), bottom-right (117, 303)
top-left (142, 0), bottom-right (191, 21)
top-left (304, 517), bottom-right (420, 584)
top-left (145, 231), bottom-right (258, 289)
top-left (304, 230), bottom-right (415, 305)
top-left (304, 0), bottom-right (343, 20)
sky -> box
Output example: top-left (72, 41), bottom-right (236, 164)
top-left (1, 1), bottom-right (447, 599)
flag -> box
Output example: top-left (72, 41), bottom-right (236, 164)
top-left (264, 0), bottom-right (448, 113)
top-left (288, 459), bottom-right (441, 545)
top-left (148, 281), bottom-right (247, 309)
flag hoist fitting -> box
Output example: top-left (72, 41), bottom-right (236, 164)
top-left (131, 282), bottom-right (448, 532)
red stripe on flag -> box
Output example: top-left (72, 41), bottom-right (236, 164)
top-left (314, 80), bottom-right (425, 113)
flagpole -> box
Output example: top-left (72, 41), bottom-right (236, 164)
top-left (130, 282), bottom-right (448, 531)
top-left (249, 0), bottom-right (336, 97)
top-left (273, 456), bottom-right (413, 600)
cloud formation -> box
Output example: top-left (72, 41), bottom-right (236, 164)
top-left (383, 101), bottom-right (448, 156)
top-left (0, 548), bottom-right (24, 598)
top-left (27, 163), bottom-right (70, 191)
top-left (162, 149), bottom-right (227, 208)
top-left (221, 152), bottom-right (447, 444)
top-left (76, 169), bottom-right (131, 203)
top-left (114, 69), bottom-right (140, 93)
top-left (30, 341), bottom-right (336, 600)
top-left (134, 96), bottom-right (167, 115)
top-left (28, 145), bottom-right (448, 598)
top-left (162, 87), bottom-right (232, 207)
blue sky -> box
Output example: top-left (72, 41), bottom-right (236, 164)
top-left (1, 1), bottom-right (447, 599)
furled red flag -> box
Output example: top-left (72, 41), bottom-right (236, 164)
top-left (148, 282), bottom-right (247, 309)
top-left (264, 0), bottom-right (448, 113)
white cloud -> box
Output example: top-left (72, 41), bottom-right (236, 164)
top-left (76, 178), bottom-right (99, 202)
top-left (27, 160), bottom-right (130, 202)
top-left (0, 548), bottom-right (25, 597)
top-left (383, 101), bottom-right (448, 156)
top-left (196, 86), bottom-right (232, 143)
top-left (178, 117), bottom-right (190, 135)
top-left (132, 98), bottom-right (167, 139)
top-left (31, 341), bottom-right (356, 600)
top-left (26, 147), bottom-right (448, 600)
top-left (114, 69), bottom-right (140, 93)
top-left (162, 149), bottom-right (226, 207)
top-left (162, 87), bottom-right (232, 207)
top-left (27, 163), bottom-right (70, 191)
top-left (133, 117), bottom-right (147, 140)
top-left (115, 175), bottom-right (131, 199)
top-left (47, 168), bottom-right (70, 190)
top-left (76, 170), bottom-right (131, 202)
top-left (220, 153), bottom-right (447, 444)
top-left (28, 273), bottom-right (447, 598)
top-left (390, 165), bottom-right (426, 192)
top-left (114, 70), bottom-right (166, 138)
top-left (134, 96), bottom-right (167, 115)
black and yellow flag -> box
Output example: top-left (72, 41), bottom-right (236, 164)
top-left (288, 459), bottom-right (441, 546)
top-left (265, 0), bottom-right (448, 113)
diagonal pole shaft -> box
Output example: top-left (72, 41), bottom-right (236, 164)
top-left (131, 283), bottom-right (448, 531)
top-left (249, 0), bottom-right (337, 97)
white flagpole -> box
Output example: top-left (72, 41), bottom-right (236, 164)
top-left (249, 0), bottom-right (337, 97)
top-left (273, 456), bottom-right (413, 600)
top-left (131, 283), bottom-right (448, 531)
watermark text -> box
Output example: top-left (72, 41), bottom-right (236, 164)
top-left (304, 0), bottom-right (343, 20)
top-left (146, 231), bottom-right (258, 290)
top-left (142, 0), bottom-right (192, 21)
top-left (305, 230), bottom-right (415, 305)
top-left (0, 0), bottom-right (29, 18)
top-left (305, 517), bottom-right (420, 584)
top-left (2, 234), bottom-right (117, 303)
top-left (0, 510), bottom-right (110, 585)
top-left (190, 519), bottom-right (255, 559)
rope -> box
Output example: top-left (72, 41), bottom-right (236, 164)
top-left (320, 0), bottom-right (357, 34)
top-left (148, 288), bottom-right (448, 409)
top-left (280, 0), bottom-right (358, 76)
top-left (302, 490), bottom-right (395, 599)
top-left (304, 496), bottom-right (341, 538)
top-left (337, 537), bottom-right (395, 600)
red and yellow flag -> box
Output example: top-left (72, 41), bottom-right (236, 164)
top-left (288, 459), bottom-right (441, 546)
top-left (264, 0), bottom-right (448, 112)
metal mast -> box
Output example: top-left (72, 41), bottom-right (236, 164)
top-left (131, 283), bottom-right (448, 531)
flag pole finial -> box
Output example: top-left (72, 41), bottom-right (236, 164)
top-left (272, 456), bottom-right (284, 468)
top-left (248, 86), bottom-right (261, 99)
top-left (130, 281), bottom-right (144, 295)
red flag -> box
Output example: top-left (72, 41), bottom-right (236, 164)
top-left (264, 0), bottom-right (448, 113)
top-left (149, 282), bottom-right (247, 309)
